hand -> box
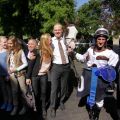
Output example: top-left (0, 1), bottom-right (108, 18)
top-left (26, 79), bottom-right (31, 85)
top-left (9, 68), bottom-right (17, 74)
top-left (29, 52), bottom-right (36, 60)
top-left (67, 46), bottom-right (73, 53)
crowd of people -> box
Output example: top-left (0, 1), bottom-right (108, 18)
top-left (0, 23), bottom-right (119, 120)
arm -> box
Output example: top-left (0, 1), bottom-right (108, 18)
top-left (26, 60), bottom-right (33, 84)
top-left (108, 50), bottom-right (119, 67)
top-left (26, 59), bottom-right (36, 79)
top-left (26, 50), bottom-right (38, 79)
top-left (16, 50), bottom-right (28, 71)
top-left (75, 51), bottom-right (89, 62)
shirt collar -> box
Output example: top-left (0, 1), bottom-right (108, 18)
top-left (53, 36), bottom-right (64, 41)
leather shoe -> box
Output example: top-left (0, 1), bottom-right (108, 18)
top-left (19, 106), bottom-right (26, 115)
top-left (10, 106), bottom-right (18, 116)
top-left (59, 103), bottom-right (65, 110)
top-left (50, 109), bottom-right (56, 118)
top-left (42, 110), bottom-right (47, 119)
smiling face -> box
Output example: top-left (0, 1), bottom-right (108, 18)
top-left (7, 39), bottom-right (14, 50)
top-left (96, 36), bottom-right (107, 49)
top-left (53, 24), bottom-right (63, 39)
top-left (0, 36), bottom-right (8, 49)
top-left (28, 39), bottom-right (37, 52)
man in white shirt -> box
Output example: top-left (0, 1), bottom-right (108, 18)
top-left (50, 23), bottom-right (70, 118)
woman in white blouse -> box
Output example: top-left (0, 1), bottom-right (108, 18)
top-left (7, 36), bottom-right (28, 115)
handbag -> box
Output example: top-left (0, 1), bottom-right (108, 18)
top-left (25, 84), bottom-right (37, 111)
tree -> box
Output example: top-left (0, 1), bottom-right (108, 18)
top-left (0, 0), bottom-right (75, 38)
top-left (31, 0), bottom-right (75, 34)
top-left (76, 0), bottom-right (101, 38)
top-left (0, 0), bottom-right (30, 38)
top-left (108, 0), bottom-right (120, 35)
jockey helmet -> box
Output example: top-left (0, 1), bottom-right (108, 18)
top-left (94, 27), bottom-right (109, 40)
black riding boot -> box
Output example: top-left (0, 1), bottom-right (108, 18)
top-left (87, 105), bottom-right (101, 120)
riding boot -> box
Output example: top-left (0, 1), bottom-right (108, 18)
top-left (92, 105), bottom-right (101, 120)
top-left (95, 105), bottom-right (101, 120)
top-left (88, 108), bottom-right (94, 120)
top-left (87, 105), bottom-right (101, 120)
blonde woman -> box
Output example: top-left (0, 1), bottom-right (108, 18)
top-left (7, 36), bottom-right (28, 115)
top-left (26, 33), bottom-right (53, 119)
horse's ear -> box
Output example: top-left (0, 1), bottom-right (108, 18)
top-left (52, 29), bottom-right (54, 34)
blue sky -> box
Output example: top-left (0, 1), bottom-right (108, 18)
top-left (75, 0), bottom-right (89, 9)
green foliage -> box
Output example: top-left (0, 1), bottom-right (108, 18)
top-left (108, 0), bottom-right (120, 35)
top-left (31, 0), bottom-right (75, 33)
top-left (76, 0), bottom-right (120, 37)
top-left (0, 0), bottom-right (75, 38)
top-left (0, 0), bottom-right (120, 38)
top-left (76, 0), bottom-right (101, 37)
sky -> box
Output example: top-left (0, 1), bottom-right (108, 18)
top-left (75, 0), bottom-right (89, 9)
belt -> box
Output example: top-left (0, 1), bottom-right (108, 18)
top-left (14, 70), bottom-right (26, 77)
top-left (65, 38), bottom-right (71, 39)
top-left (53, 63), bottom-right (69, 66)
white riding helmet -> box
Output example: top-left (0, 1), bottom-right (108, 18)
top-left (94, 27), bottom-right (109, 39)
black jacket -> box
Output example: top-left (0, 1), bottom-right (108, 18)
top-left (26, 49), bottom-right (41, 79)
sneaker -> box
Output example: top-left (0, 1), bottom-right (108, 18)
top-left (59, 103), bottom-right (65, 111)
top-left (50, 109), bottom-right (56, 118)
top-left (42, 110), bottom-right (47, 119)
top-left (0, 103), bottom-right (7, 110)
top-left (6, 104), bottom-right (13, 112)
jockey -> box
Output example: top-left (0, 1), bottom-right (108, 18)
top-left (73, 27), bottom-right (119, 120)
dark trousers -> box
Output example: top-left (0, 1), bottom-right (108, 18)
top-left (50, 63), bottom-right (70, 109)
top-left (32, 74), bottom-right (47, 110)
top-left (0, 76), bottom-right (12, 104)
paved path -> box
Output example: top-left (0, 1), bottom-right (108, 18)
top-left (47, 89), bottom-right (113, 120)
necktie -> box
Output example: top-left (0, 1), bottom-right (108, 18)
top-left (58, 40), bottom-right (66, 64)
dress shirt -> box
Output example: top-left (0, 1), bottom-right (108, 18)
top-left (52, 36), bottom-right (69, 64)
